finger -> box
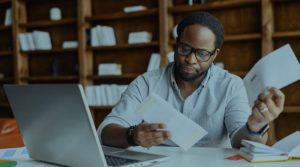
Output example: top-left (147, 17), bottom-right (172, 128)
top-left (269, 87), bottom-right (285, 107)
top-left (146, 123), bottom-right (166, 131)
top-left (256, 102), bottom-right (273, 120)
top-left (144, 131), bottom-right (170, 140)
top-left (258, 90), bottom-right (272, 102)
top-left (252, 106), bottom-right (265, 121)
top-left (264, 97), bottom-right (282, 118)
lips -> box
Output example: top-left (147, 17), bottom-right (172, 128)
top-left (181, 65), bottom-right (196, 73)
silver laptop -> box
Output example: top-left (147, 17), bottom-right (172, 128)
top-left (4, 84), bottom-right (169, 167)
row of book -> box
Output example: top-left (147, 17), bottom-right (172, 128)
top-left (18, 31), bottom-right (52, 51)
top-left (85, 85), bottom-right (128, 106)
top-left (90, 25), bottom-right (117, 47)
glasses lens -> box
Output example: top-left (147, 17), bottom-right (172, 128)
top-left (195, 50), bottom-right (211, 61)
top-left (177, 43), bottom-right (192, 55)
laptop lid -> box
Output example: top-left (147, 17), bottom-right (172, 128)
top-left (4, 84), bottom-right (108, 167)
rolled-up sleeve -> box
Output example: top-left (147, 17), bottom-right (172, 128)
top-left (97, 75), bottom-right (149, 140)
top-left (224, 77), bottom-right (251, 145)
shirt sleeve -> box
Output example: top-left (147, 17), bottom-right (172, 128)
top-left (97, 75), bottom-right (149, 140)
top-left (224, 77), bottom-right (251, 145)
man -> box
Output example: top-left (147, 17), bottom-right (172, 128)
top-left (98, 12), bottom-right (284, 148)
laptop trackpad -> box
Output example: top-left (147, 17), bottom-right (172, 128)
top-left (114, 150), bottom-right (164, 161)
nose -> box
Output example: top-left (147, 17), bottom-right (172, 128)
top-left (184, 51), bottom-right (198, 64)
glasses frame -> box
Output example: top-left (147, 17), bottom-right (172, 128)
top-left (176, 42), bottom-right (216, 62)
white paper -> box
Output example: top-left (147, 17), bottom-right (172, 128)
top-left (243, 44), bottom-right (300, 107)
top-left (135, 94), bottom-right (207, 150)
top-left (272, 131), bottom-right (300, 156)
top-left (147, 53), bottom-right (161, 72)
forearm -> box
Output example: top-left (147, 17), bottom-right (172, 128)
top-left (101, 124), bottom-right (129, 148)
top-left (231, 124), bottom-right (268, 148)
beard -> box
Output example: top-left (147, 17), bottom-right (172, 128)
top-left (174, 62), bottom-right (208, 81)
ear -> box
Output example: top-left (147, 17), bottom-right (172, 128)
top-left (211, 48), bottom-right (220, 62)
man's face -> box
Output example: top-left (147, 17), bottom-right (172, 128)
top-left (174, 24), bottom-right (219, 81)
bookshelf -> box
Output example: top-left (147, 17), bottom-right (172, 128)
top-left (0, 0), bottom-right (13, 116)
top-left (265, 0), bottom-right (300, 142)
top-left (0, 0), bottom-right (298, 142)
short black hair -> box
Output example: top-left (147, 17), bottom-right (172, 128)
top-left (177, 11), bottom-right (224, 49)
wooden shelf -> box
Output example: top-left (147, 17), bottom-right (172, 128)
top-left (89, 106), bottom-right (113, 111)
top-left (169, 33), bottom-right (261, 45)
top-left (284, 106), bottom-right (300, 113)
top-left (0, 77), bottom-right (14, 83)
top-left (224, 33), bottom-right (261, 42)
top-left (19, 18), bottom-right (77, 28)
top-left (21, 48), bottom-right (78, 55)
top-left (86, 8), bottom-right (158, 21)
top-left (169, 0), bottom-right (260, 13)
top-left (0, 51), bottom-right (13, 56)
top-left (0, 25), bottom-right (12, 31)
top-left (21, 75), bottom-right (78, 82)
top-left (273, 30), bottom-right (300, 38)
top-left (0, 0), bottom-right (10, 4)
top-left (89, 42), bottom-right (159, 51)
top-left (0, 102), bottom-right (10, 108)
top-left (89, 74), bottom-right (139, 81)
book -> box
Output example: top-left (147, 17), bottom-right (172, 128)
top-left (123, 5), bottom-right (147, 13)
top-left (98, 63), bottom-right (122, 76)
top-left (239, 131), bottom-right (300, 162)
top-left (4, 8), bottom-right (12, 26)
top-left (96, 25), bottom-right (116, 46)
top-left (128, 31), bottom-right (152, 44)
top-left (62, 41), bottom-right (78, 48)
top-left (32, 31), bottom-right (52, 50)
top-left (18, 33), bottom-right (30, 51)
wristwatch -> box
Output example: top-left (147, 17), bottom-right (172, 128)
top-left (246, 123), bottom-right (269, 137)
top-left (126, 125), bottom-right (138, 146)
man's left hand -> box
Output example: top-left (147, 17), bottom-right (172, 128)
top-left (247, 87), bottom-right (285, 132)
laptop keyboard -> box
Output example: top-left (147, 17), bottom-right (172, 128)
top-left (105, 155), bottom-right (139, 166)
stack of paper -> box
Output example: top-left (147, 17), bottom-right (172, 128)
top-left (147, 53), bottom-right (160, 72)
top-left (239, 131), bottom-right (300, 162)
top-left (123, 5), bottom-right (147, 13)
top-left (91, 25), bottom-right (116, 47)
top-left (128, 31), bottom-right (152, 44)
top-left (135, 94), bottom-right (208, 150)
top-left (18, 31), bottom-right (52, 51)
top-left (98, 63), bottom-right (122, 76)
top-left (85, 84), bottom-right (127, 106)
top-left (243, 44), bottom-right (300, 107)
top-left (4, 8), bottom-right (12, 26)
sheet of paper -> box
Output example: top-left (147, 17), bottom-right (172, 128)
top-left (243, 44), bottom-right (300, 107)
top-left (135, 94), bottom-right (208, 151)
top-left (0, 147), bottom-right (29, 160)
top-left (272, 131), bottom-right (300, 156)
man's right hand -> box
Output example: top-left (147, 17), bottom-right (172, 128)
top-left (133, 123), bottom-right (171, 148)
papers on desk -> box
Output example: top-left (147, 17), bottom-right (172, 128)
top-left (243, 44), bottom-right (300, 107)
top-left (239, 131), bottom-right (300, 163)
top-left (135, 94), bottom-right (208, 151)
top-left (0, 147), bottom-right (29, 160)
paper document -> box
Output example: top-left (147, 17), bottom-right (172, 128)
top-left (135, 94), bottom-right (208, 150)
top-left (243, 44), bottom-right (300, 107)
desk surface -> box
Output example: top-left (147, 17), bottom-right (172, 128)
top-left (13, 146), bottom-right (300, 167)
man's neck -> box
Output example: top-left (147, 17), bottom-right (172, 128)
top-left (175, 71), bottom-right (207, 99)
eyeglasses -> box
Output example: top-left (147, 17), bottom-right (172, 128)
top-left (176, 42), bottom-right (216, 62)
